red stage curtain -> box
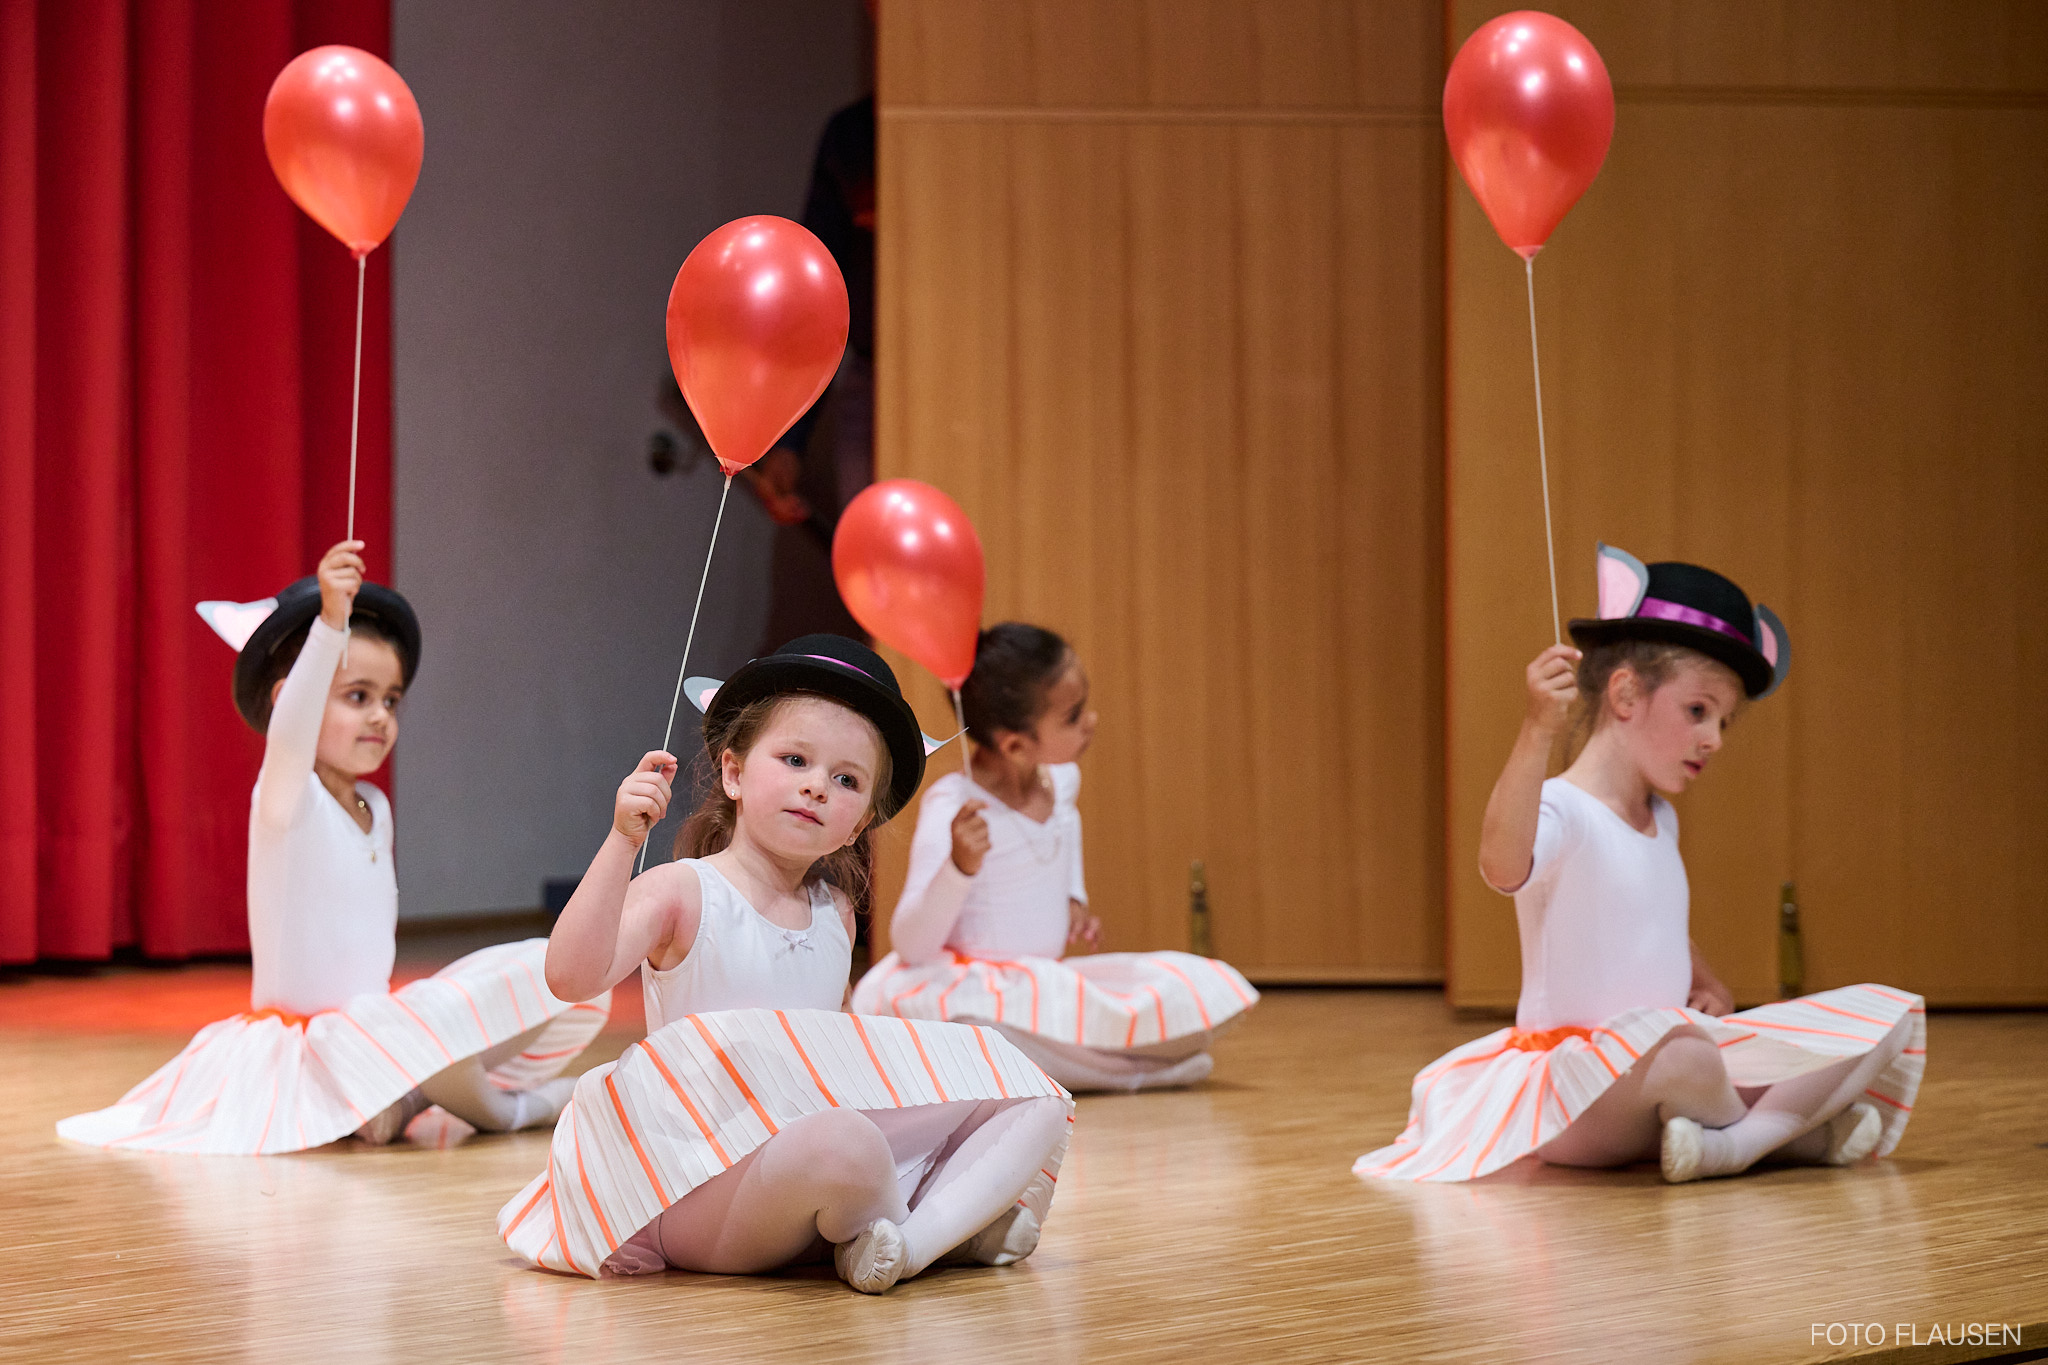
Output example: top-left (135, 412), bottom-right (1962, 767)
top-left (0, 0), bottom-right (393, 962)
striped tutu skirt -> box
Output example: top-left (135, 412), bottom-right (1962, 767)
top-left (852, 950), bottom-right (1259, 1057)
top-left (497, 1008), bottom-right (1074, 1279)
top-left (56, 939), bottom-right (610, 1156)
top-left (1354, 983), bottom-right (1924, 1184)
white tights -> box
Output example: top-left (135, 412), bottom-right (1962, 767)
top-left (417, 1023), bottom-right (574, 1133)
top-left (620, 1095), bottom-right (1068, 1278)
top-left (1537, 1013), bottom-right (1913, 1176)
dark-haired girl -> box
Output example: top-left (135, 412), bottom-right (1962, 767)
top-left (1356, 545), bottom-right (1922, 1184)
top-left (60, 542), bottom-right (608, 1154)
top-left (852, 623), bottom-right (1258, 1092)
top-left (502, 636), bottom-right (1071, 1294)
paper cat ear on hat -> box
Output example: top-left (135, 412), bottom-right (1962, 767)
top-left (687, 675), bottom-right (960, 754)
top-left (195, 598), bottom-right (278, 652)
top-left (684, 677), bottom-right (723, 714)
top-left (1752, 603), bottom-right (1791, 698)
top-left (1594, 543), bottom-right (1650, 620)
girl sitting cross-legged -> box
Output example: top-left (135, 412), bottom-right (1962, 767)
top-left (1356, 546), bottom-right (1923, 1185)
top-left (498, 635), bottom-right (1072, 1294)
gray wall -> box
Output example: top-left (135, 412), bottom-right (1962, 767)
top-left (392, 1), bottom-right (868, 918)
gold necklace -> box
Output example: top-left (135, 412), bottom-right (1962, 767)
top-left (358, 796), bottom-right (378, 859)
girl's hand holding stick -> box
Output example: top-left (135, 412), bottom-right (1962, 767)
top-left (614, 750), bottom-right (679, 847)
top-left (950, 799), bottom-right (991, 876)
top-left (316, 540), bottom-right (366, 631)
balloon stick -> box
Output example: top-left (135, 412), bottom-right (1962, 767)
top-left (1524, 255), bottom-right (1562, 647)
top-left (342, 253), bottom-right (367, 670)
top-left (640, 472), bottom-right (735, 875)
top-left (347, 253), bottom-right (365, 545)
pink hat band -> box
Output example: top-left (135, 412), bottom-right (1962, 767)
top-left (1636, 597), bottom-right (1751, 646)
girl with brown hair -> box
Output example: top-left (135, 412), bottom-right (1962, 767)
top-left (502, 635), bottom-right (1072, 1294)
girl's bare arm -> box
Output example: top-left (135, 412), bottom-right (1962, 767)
top-left (1687, 939), bottom-right (1735, 1016)
top-left (1478, 645), bottom-right (1580, 892)
top-left (546, 752), bottom-right (699, 1001)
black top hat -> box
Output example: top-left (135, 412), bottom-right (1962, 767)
top-left (704, 634), bottom-right (927, 820)
top-left (1566, 544), bottom-right (1790, 700)
top-left (232, 577), bottom-right (422, 731)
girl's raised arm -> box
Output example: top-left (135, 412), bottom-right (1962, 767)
top-left (254, 542), bottom-right (362, 831)
top-left (546, 752), bottom-right (696, 1002)
top-left (1479, 644), bottom-right (1579, 893)
top-left (888, 782), bottom-right (981, 965)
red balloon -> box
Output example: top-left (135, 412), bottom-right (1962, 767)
top-left (833, 480), bottom-right (985, 690)
top-left (667, 217), bottom-right (849, 474)
top-left (263, 46), bottom-right (423, 258)
top-left (1444, 12), bottom-right (1613, 258)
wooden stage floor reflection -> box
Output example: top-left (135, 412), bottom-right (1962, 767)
top-left (4, 963), bottom-right (2045, 1364)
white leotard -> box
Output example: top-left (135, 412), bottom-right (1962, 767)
top-left (1509, 777), bottom-right (1691, 1032)
top-left (247, 618), bottom-right (397, 1015)
top-left (895, 764), bottom-right (1087, 961)
top-left (641, 860), bottom-right (851, 1032)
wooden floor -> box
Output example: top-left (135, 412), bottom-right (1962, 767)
top-left (5, 958), bottom-right (2046, 1364)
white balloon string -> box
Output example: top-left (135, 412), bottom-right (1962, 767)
top-left (344, 252), bottom-right (366, 670)
top-left (951, 689), bottom-right (968, 759)
top-left (639, 472), bottom-right (734, 875)
top-left (1525, 254), bottom-right (1562, 647)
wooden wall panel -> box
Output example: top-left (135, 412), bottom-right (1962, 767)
top-left (1447, 1), bottom-right (2048, 1007)
top-left (876, 2), bottom-right (1445, 981)
top-left (886, 0), bottom-right (1438, 111)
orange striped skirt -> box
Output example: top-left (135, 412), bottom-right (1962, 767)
top-left (1354, 983), bottom-right (1925, 1183)
top-left (56, 939), bottom-right (610, 1156)
top-left (497, 1008), bottom-right (1074, 1278)
top-left (852, 950), bottom-right (1259, 1055)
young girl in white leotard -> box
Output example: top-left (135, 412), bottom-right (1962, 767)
top-left (499, 635), bottom-right (1071, 1294)
top-left (59, 541), bottom-right (606, 1154)
top-left (1356, 546), bottom-right (1923, 1184)
top-left (853, 623), bottom-right (1257, 1091)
